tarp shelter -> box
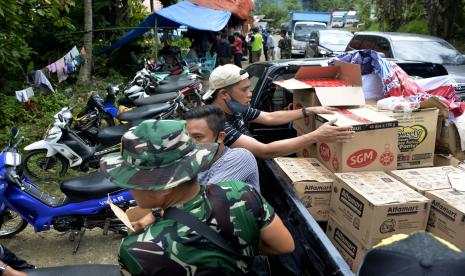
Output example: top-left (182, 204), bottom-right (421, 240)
top-left (98, 1), bottom-right (231, 55)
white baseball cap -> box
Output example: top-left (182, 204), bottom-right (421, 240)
top-left (202, 64), bottom-right (249, 100)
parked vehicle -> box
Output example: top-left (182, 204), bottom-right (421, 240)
top-left (344, 10), bottom-right (359, 25)
top-left (0, 127), bottom-right (134, 253)
top-left (23, 102), bottom-right (173, 180)
top-left (345, 32), bottom-right (465, 98)
top-left (245, 58), bottom-right (451, 275)
top-left (72, 85), bottom-right (120, 145)
top-left (288, 11), bottom-right (331, 57)
top-left (304, 29), bottom-right (354, 57)
top-left (331, 11), bottom-right (347, 28)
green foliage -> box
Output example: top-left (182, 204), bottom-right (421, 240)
top-left (0, 91), bottom-right (73, 145)
top-left (397, 18), bottom-right (428, 34)
top-left (255, 0), bottom-right (301, 28)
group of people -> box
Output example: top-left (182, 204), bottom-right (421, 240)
top-left (193, 27), bottom-right (293, 69)
top-left (97, 63), bottom-right (355, 275)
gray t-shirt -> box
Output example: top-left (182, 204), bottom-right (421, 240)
top-left (198, 147), bottom-right (260, 192)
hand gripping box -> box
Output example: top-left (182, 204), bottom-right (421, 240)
top-left (426, 189), bottom-right (465, 250)
top-left (273, 61), bottom-right (365, 134)
top-left (315, 108), bottom-right (398, 173)
top-left (330, 171), bottom-right (431, 247)
top-left (273, 157), bottom-right (334, 221)
top-left (326, 216), bottom-right (368, 272)
top-left (389, 166), bottom-right (465, 195)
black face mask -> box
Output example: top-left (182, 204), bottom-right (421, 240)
top-left (226, 98), bottom-right (249, 113)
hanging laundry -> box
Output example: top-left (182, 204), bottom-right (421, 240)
top-left (47, 62), bottom-right (57, 73)
top-left (70, 46), bottom-right (80, 59)
top-left (75, 55), bottom-right (83, 66)
top-left (56, 58), bottom-right (68, 83)
top-left (15, 87), bottom-right (34, 102)
top-left (26, 70), bottom-right (55, 93)
top-left (67, 61), bottom-right (74, 74)
top-left (64, 52), bottom-right (72, 64)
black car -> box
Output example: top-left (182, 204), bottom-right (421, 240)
top-left (346, 32), bottom-right (465, 95)
top-left (245, 58), bottom-right (450, 275)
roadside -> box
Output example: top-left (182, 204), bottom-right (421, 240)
top-left (2, 225), bottom-right (120, 268)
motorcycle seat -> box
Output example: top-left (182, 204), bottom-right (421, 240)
top-left (96, 123), bottom-right (132, 147)
top-left (134, 92), bottom-right (179, 106)
top-left (159, 74), bottom-right (192, 84)
top-left (117, 102), bottom-right (172, 121)
top-left (154, 78), bottom-right (197, 94)
top-left (25, 264), bottom-right (121, 276)
top-left (61, 171), bottom-right (123, 202)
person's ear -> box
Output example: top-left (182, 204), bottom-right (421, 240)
top-left (217, 131), bottom-right (226, 143)
top-left (219, 88), bottom-right (230, 100)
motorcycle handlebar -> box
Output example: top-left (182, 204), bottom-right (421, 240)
top-left (12, 136), bottom-right (25, 150)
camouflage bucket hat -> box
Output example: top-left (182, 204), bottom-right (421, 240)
top-left (100, 119), bottom-right (218, 191)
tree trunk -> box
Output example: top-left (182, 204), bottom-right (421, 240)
top-left (78, 0), bottom-right (92, 85)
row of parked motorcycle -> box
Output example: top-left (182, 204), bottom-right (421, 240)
top-left (0, 58), bottom-right (206, 255)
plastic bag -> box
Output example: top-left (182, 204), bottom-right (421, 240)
top-left (377, 96), bottom-right (420, 117)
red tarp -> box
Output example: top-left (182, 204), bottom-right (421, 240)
top-left (189, 0), bottom-right (254, 20)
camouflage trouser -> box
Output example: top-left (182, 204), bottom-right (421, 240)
top-left (280, 51), bottom-right (291, 59)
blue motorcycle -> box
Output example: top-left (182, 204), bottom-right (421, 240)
top-left (0, 127), bottom-right (133, 253)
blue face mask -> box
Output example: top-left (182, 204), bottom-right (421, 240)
top-left (226, 99), bottom-right (249, 113)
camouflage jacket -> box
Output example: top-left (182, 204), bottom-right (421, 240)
top-left (119, 181), bottom-right (275, 276)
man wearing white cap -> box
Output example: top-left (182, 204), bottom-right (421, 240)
top-left (203, 64), bottom-right (355, 159)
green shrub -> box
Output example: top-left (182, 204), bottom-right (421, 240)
top-left (397, 19), bottom-right (428, 35)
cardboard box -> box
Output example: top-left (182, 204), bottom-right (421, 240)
top-left (434, 154), bottom-right (462, 167)
top-left (330, 171), bottom-right (431, 247)
top-left (274, 61), bottom-right (365, 134)
top-left (326, 216), bottom-right (368, 272)
top-left (315, 108), bottom-right (398, 172)
top-left (381, 109), bottom-right (439, 169)
top-left (426, 189), bottom-right (465, 250)
top-left (389, 166), bottom-right (465, 195)
top-left (437, 120), bottom-right (465, 160)
top-left (273, 157), bottom-right (333, 221)
top-left (425, 96), bottom-right (465, 160)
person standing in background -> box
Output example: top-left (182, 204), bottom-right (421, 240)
top-left (246, 33), bottom-right (253, 62)
top-left (216, 33), bottom-right (233, 65)
top-left (262, 29), bottom-right (269, 61)
top-left (231, 32), bottom-right (243, 68)
top-left (266, 30), bottom-right (275, 61)
top-left (278, 30), bottom-right (291, 59)
top-left (251, 27), bottom-right (263, 63)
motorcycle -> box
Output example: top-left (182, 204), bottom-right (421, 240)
top-left (22, 102), bottom-right (175, 181)
top-left (0, 127), bottom-right (134, 253)
top-left (73, 85), bottom-right (120, 145)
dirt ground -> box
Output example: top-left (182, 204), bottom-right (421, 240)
top-left (2, 225), bottom-right (121, 267)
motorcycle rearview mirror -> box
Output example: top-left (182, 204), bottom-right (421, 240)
top-left (58, 113), bottom-right (64, 122)
top-left (10, 126), bottom-right (19, 138)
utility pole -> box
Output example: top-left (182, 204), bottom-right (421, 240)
top-left (150, 0), bottom-right (154, 12)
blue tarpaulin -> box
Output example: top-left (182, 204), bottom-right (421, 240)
top-left (98, 1), bottom-right (231, 55)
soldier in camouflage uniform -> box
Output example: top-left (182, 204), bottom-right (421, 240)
top-left (100, 119), bottom-right (294, 275)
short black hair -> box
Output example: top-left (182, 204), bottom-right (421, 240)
top-left (183, 105), bottom-right (226, 135)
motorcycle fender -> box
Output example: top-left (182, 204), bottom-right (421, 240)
top-left (24, 141), bottom-right (58, 157)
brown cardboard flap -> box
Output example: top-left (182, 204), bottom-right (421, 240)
top-left (419, 96), bottom-right (449, 117)
top-left (273, 157), bottom-right (334, 183)
top-left (315, 87), bottom-right (365, 106)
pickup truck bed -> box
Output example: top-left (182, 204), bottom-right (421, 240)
top-left (259, 160), bottom-right (352, 276)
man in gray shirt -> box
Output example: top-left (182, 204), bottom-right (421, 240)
top-left (184, 105), bottom-right (260, 192)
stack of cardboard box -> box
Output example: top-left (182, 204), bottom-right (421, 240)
top-left (272, 61), bottom-right (465, 272)
top-left (273, 157), bottom-right (334, 221)
top-left (327, 171), bottom-right (430, 271)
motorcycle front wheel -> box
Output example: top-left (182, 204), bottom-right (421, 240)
top-left (0, 208), bottom-right (28, 238)
top-left (23, 150), bottom-right (69, 182)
